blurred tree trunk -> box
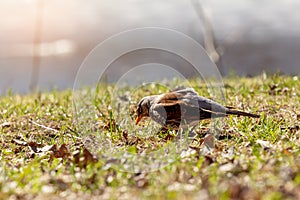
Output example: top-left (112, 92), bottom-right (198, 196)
top-left (190, 0), bottom-right (224, 74)
top-left (30, 0), bottom-right (44, 91)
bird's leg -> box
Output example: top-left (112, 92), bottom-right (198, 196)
top-left (187, 125), bottom-right (197, 139)
top-left (210, 120), bottom-right (224, 140)
top-left (174, 127), bottom-right (192, 147)
top-left (175, 128), bottom-right (184, 148)
top-left (176, 128), bottom-right (181, 139)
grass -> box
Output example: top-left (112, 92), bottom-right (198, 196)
top-left (0, 74), bottom-right (299, 199)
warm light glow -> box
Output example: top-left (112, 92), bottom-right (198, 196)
top-left (1, 40), bottom-right (76, 57)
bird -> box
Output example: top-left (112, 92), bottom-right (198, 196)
top-left (135, 88), bottom-right (259, 130)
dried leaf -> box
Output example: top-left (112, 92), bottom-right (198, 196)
top-left (201, 155), bottom-right (215, 167)
top-left (83, 148), bottom-right (98, 163)
top-left (198, 138), bottom-right (204, 145)
top-left (51, 144), bottom-right (70, 159)
top-left (201, 134), bottom-right (214, 154)
top-left (40, 145), bottom-right (55, 152)
top-left (49, 178), bottom-right (69, 191)
top-left (269, 84), bottom-right (278, 95)
top-left (122, 130), bottom-right (128, 142)
top-left (222, 146), bottom-right (235, 158)
top-left (167, 182), bottom-right (197, 192)
top-left (180, 148), bottom-right (197, 159)
top-left (11, 139), bottom-right (27, 146)
top-left (282, 149), bottom-right (291, 156)
top-left (1, 121), bottom-right (11, 128)
top-left (73, 148), bottom-right (98, 168)
top-left (256, 139), bottom-right (273, 149)
top-left (219, 163), bottom-right (235, 172)
top-left (28, 142), bottom-right (43, 153)
top-left (134, 173), bottom-right (148, 188)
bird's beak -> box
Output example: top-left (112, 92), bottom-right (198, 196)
top-left (135, 115), bottom-right (142, 125)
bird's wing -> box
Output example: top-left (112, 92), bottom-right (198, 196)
top-left (150, 99), bottom-right (200, 127)
top-left (170, 88), bottom-right (227, 113)
top-left (173, 88), bottom-right (259, 117)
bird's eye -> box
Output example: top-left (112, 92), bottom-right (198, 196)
top-left (136, 106), bottom-right (141, 114)
top-left (138, 107), bottom-right (142, 114)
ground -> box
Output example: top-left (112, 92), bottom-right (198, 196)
top-left (0, 74), bottom-right (299, 200)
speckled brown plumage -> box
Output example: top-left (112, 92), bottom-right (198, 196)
top-left (136, 88), bottom-right (259, 130)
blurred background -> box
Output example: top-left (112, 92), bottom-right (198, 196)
top-left (1, 0), bottom-right (300, 94)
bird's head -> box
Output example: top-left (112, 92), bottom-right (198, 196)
top-left (135, 96), bottom-right (156, 125)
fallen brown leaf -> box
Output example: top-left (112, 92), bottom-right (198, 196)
top-left (73, 147), bottom-right (98, 168)
top-left (51, 144), bottom-right (71, 159)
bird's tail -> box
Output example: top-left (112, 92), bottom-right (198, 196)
top-left (225, 108), bottom-right (260, 118)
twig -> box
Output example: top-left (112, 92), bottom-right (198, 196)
top-left (29, 119), bottom-right (59, 133)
